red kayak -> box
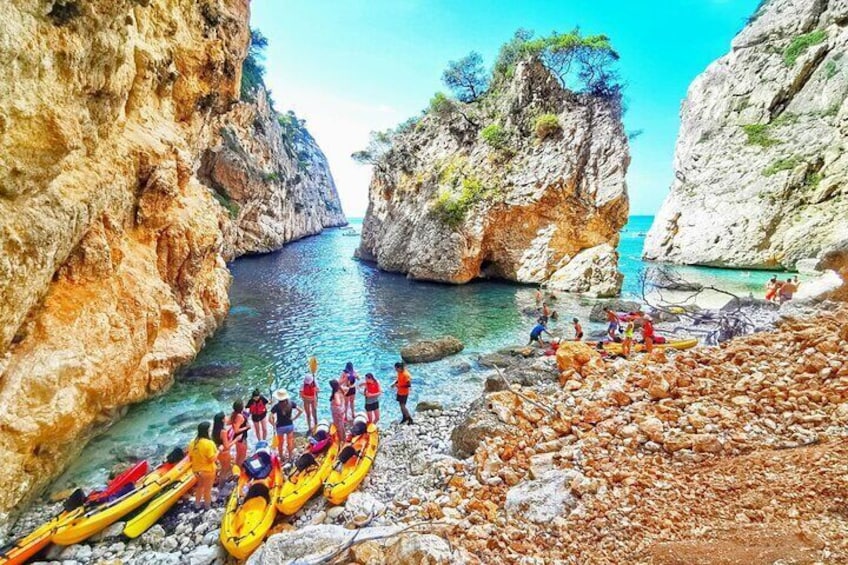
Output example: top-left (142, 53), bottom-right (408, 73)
top-left (87, 461), bottom-right (149, 503)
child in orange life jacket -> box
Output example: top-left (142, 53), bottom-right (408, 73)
top-left (358, 373), bottom-right (382, 424)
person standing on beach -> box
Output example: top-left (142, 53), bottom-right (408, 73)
top-left (300, 374), bottom-right (319, 432)
top-left (188, 422), bottom-right (218, 510)
top-left (641, 316), bottom-right (655, 353)
top-left (270, 389), bottom-right (302, 462)
top-left (572, 318), bottom-right (583, 341)
top-left (622, 320), bottom-right (635, 357)
top-left (329, 379), bottom-right (346, 444)
top-left (360, 373), bottom-right (382, 424)
top-left (212, 412), bottom-right (233, 484)
top-left (779, 277), bottom-right (797, 303)
top-left (340, 362), bottom-right (359, 420)
top-left (392, 362), bottom-right (414, 425)
top-left (229, 400), bottom-right (249, 467)
top-left (605, 308), bottom-right (620, 341)
top-left (246, 389), bottom-right (269, 441)
top-left (765, 276), bottom-right (779, 302)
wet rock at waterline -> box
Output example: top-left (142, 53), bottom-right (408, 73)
top-left (400, 336), bottom-right (464, 363)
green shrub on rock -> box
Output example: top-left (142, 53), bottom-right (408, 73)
top-left (783, 30), bottom-right (826, 67)
top-left (534, 114), bottom-right (561, 140)
top-left (481, 124), bottom-right (508, 149)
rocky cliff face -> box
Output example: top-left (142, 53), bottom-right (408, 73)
top-left (644, 0), bottom-right (848, 272)
top-left (357, 60), bottom-right (629, 297)
top-left (0, 0), bottom-right (342, 517)
top-left (201, 88), bottom-right (346, 258)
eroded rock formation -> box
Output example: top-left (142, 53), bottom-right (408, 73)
top-left (357, 59), bottom-right (629, 297)
top-left (0, 0), bottom-right (342, 517)
top-left (201, 88), bottom-right (346, 257)
top-left (644, 0), bottom-right (848, 272)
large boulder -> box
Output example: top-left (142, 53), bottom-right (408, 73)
top-left (401, 336), bottom-right (464, 363)
top-left (384, 534), bottom-right (458, 564)
top-left (451, 398), bottom-right (511, 458)
top-left (547, 244), bottom-right (624, 297)
top-left (504, 469), bottom-right (581, 523)
top-left (556, 342), bottom-right (604, 376)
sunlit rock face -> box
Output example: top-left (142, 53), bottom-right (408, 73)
top-left (201, 87), bottom-right (346, 258)
top-left (644, 0), bottom-right (848, 271)
top-left (357, 59), bottom-right (629, 297)
top-left (0, 0), bottom-right (342, 516)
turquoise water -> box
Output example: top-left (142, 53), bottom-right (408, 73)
top-left (52, 216), bottom-right (778, 492)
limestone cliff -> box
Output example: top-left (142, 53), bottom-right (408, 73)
top-left (644, 0), bottom-right (848, 271)
top-left (201, 87), bottom-right (346, 258)
top-left (357, 59), bottom-right (629, 297)
top-left (0, 0), bottom-right (341, 517)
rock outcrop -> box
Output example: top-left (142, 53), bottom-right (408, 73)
top-left (201, 88), bottom-right (346, 257)
top-left (645, 0), bottom-right (848, 271)
top-left (0, 0), bottom-right (342, 516)
top-left (400, 335), bottom-right (464, 364)
top-left (357, 59), bottom-right (629, 297)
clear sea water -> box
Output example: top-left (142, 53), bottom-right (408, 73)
top-left (52, 216), bottom-right (780, 493)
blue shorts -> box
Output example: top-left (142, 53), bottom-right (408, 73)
top-left (608, 321), bottom-right (619, 331)
top-left (276, 425), bottom-right (294, 435)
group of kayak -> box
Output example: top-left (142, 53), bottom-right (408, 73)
top-left (1, 417), bottom-right (379, 564)
top-left (530, 297), bottom-right (698, 357)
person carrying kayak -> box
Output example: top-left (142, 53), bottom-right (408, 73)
top-left (188, 422), bottom-right (218, 510)
top-left (392, 362), bottom-right (414, 425)
top-left (528, 320), bottom-right (552, 346)
top-left (246, 389), bottom-right (270, 442)
top-left (270, 389), bottom-right (302, 462)
top-left (329, 380), bottom-right (346, 444)
top-left (605, 308), bottom-right (620, 341)
top-left (359, 373), bottom-right (382, 424)
top-left (572, 318), bottom-right (583, 341)
top-left (641, 315), bottom-right (655, 353)
top-left (230, 400), bottom-right (249, 468)
top-left (300, 374), bottom-right (319, 432)
top-left (340, 362), bottom-right (359, 420)
top-left (212, 412), bottom-right (234, 484)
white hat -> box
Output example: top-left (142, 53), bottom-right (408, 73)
top-left (274, 389), bottom-right (290, 402)
top-left (304, 374), bottom-right (314, 385)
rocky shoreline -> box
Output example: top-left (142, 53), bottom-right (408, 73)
top-left (9, 298), bottom-right (847, 564)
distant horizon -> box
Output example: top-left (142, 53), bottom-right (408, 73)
top-left (252, 0), bottom-right (760, 217)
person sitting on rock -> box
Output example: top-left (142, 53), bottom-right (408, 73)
top-left (529, 320), bottom-right (552, 346)
top-left (572, 318), bottom-right (583, 341)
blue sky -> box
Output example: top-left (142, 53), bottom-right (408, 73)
top-left (252, 0), bottom-right (760, 217)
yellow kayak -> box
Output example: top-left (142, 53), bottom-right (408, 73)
top-left (0, 508), bottom-right (82, 565)
top-left (123, 467), bottom-right (197, 539)
top-left (601, 338), bottom-right (698, 354)
top-left (52, 458), bottom-right (189, 546)
top-left (276, 430), bottom-right (339, 515)
top-left (323, 423), bottom-right (379, 505)
top-left (220, 449), bottom-right (282, 560)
